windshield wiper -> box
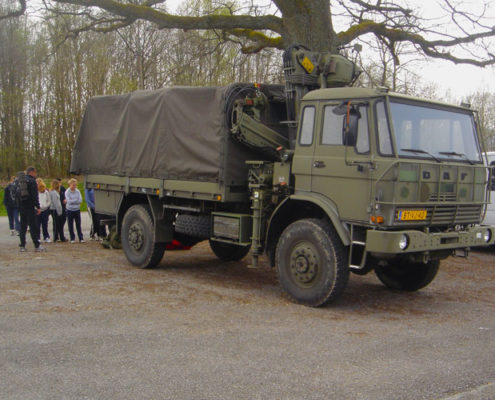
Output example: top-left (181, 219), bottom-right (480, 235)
top-left (438, 151), bottom-right (475, 165)
top-left (400, 148), bottom-right (441, 163)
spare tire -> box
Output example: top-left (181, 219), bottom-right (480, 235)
top-left (174, 214), bottom-right (210, 239)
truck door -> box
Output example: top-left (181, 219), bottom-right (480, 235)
top-left (292, 104), bottom-right (318, 192)
top-left (311, 102), bottom-right (372, 223)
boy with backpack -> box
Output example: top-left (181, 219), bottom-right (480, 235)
top-left (16, 166), bottom-right (45, 252)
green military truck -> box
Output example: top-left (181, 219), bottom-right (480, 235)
top-left (71, 47), bottom-right (494, 307)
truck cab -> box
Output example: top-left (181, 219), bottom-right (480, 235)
top-left (265, 87), bottom-right (493, 305)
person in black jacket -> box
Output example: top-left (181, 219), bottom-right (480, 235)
top-left (3, 176), bottom-right (20, 235)
top-left (57, 177), bottom-right (67, 241)
top-left (18, 166), bottom-right (44, 252)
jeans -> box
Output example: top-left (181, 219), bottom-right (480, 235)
top-left (38, 209), bottom-right (51, 240)
top-left (51, 210), bottom-right (66, 241)
top-left (6, 205), bottom-right (20, 231)
top-left (67, 209), bottom-right (83, 241)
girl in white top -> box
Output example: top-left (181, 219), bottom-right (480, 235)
top-left (37, 180), bottom-right (52, 242)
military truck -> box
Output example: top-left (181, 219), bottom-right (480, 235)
top-left (71, 47), bottom-right (494, 307)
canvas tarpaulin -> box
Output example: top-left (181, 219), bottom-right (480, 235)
top-left (70, 84), bottom-right (284, 185)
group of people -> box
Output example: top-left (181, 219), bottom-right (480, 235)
top-left (3, 166), bottom-right (101, 252)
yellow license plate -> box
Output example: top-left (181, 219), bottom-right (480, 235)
top-left (397, 209), bottom-right (427, 221)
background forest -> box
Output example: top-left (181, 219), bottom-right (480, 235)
top-left (1, 0), bottom-right (495, 179)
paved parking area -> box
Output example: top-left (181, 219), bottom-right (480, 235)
top-left (0, 215), bottom-right (494, 399)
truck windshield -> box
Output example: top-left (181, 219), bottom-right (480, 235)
top-left (388, 101), bottom-right (481, 163)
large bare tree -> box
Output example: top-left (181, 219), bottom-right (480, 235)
top-left (9, 0), bottom-right (490, 67)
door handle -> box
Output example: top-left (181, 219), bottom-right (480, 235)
top-left (313, 160), bottom-right (326, 168)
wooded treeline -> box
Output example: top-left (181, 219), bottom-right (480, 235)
top-left (1, 0), bottom-right (494, 179)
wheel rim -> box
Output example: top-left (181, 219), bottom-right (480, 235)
top-left (289, 241), bottom-right (320, 287)
top-left (128, 222), bottom-right (144, 252)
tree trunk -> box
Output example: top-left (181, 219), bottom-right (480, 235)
top-left (275, 0), bottom-right (336, 52)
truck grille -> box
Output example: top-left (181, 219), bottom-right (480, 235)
top-left (428, 193), bottom-right (457, 202)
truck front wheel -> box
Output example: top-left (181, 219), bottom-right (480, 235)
top-left (121, 204), bottom-right (166, 269)
top-left (374, 259), bottom-right (440, 291)
top-left (209, 240), bottom-right (251, 261)
top-left (275, 219), bottom-right (349, 307)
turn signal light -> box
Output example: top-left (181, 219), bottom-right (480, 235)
top-left (371, 215), bottom-right (384, 224)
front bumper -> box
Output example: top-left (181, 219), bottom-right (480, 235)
top-left (366, 225), bottom-right (495, 254)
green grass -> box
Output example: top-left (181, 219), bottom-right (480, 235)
top-left (0, 186), bottom-right (5, 217)
top-left (0, 179), bottom-right (87, 217)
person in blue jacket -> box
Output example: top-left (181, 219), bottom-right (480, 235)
top-left (85, 187), bottom-right (106, 240)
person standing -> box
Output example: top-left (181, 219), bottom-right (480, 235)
top-left (18, 166), bottom-right (44, 252)
top-left (85, 187), bottom-right (107, 240)
top-left (4, 176), bottom-right (20, 235)
top-left (57, 178), bottom-right (67, 239)
top-left (49, 179), bottom-right (66, 242)
top-left (65, 178), bottom-right (84, 243)
top-left (37, 179), bottom-right (52, 243)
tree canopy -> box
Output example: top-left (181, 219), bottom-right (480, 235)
top-left (4, 0), bottom-right (493, 66)
top-left (1, 0), bottom-right (494, 178)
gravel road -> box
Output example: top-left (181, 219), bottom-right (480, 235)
top-left (0, 215), bottom-right (494, 400)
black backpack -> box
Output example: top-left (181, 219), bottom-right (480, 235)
top-left (13, 171), bottom-right (30, 204)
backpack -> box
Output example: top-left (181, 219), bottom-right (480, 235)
top-left (13, 171), bottom-right (30, 204)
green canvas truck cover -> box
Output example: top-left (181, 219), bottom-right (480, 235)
top-left (70, 84), bottom-right (285, 186)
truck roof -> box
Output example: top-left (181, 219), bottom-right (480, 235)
top-left (302, 87), bottom-right (472, 112)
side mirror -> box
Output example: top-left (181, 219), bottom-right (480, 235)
top-left (343, 106), bottom-right (360, 147)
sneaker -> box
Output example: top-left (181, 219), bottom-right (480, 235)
top-left (19, 246), bottom-right (26, 252)
top-left (70, 240), bottom-right (75, 244)
top-left (79, 239), bottom-right (85, 243)
top-left (34, 246), bottom-right (46, 252)
top-left (44, 238), bottom-right (52, 243)
top-left (11, 230), bottom-right (15, 236)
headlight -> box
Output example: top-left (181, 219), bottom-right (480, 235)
top-left (399, 234), bottom-right (409, 250)
top-left (484, 229), bottom-right (492, 243)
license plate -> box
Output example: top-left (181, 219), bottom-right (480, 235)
top-left (397, 209), bottom-right (427, 221)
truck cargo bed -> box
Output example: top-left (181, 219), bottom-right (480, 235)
top-left (71, 84), bottom-right (286, 193)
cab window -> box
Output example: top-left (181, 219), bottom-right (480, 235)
top-left (321, 104), bottom-right (369, 153)
top-left (376, 101), bottom-right (394, 156)
top-left (299, 106), bottom-right (315, 146)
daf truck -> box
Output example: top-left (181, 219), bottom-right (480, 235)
top-left (71, 47), bottom-right (494, 306)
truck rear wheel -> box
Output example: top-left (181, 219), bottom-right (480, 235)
top-left (275, 219), bottom-right (349, 307)
top-left (209, 240), bottom-right (251, 261)
top-left (374, 259), bottom-right (440, 291)
top-left (121, 204), bottom-right (165, 269)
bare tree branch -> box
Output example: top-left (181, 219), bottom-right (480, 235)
top-left (0, 0), bottom-right (27, 20)
top-left (52, 0), bottom-right (284, 33)
top-left (337, 19), bottom-right (495, 66)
